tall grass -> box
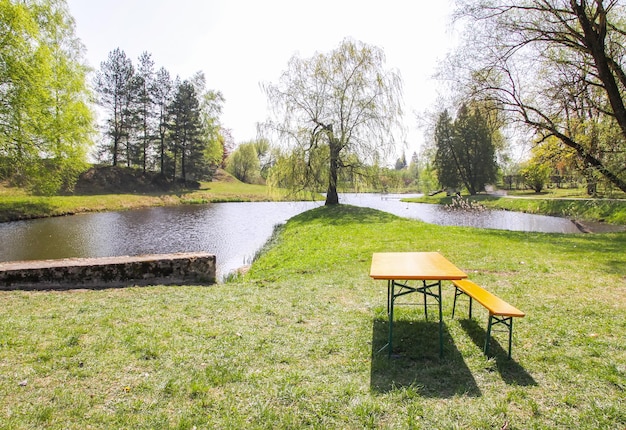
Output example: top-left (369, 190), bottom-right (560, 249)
top-left (0, 205), bottom-right (624, 428)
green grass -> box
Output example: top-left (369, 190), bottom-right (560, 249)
top-left (407, 194), bottom-right (626, 225)
top-left (1, 205), bottom-right (625, 428)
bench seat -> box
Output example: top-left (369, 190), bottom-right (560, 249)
top-left (452, 279), bottom-right (525, 317)
top-left (452, 279), bottom-right (525, 358)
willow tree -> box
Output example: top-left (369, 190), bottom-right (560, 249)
top-left (451, 0), bottom-right (626, 194)
top-left (263, 38), bottom-right (404, 205)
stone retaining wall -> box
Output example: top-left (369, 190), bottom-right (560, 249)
top-left (0, 252), bottom-right (216, 290)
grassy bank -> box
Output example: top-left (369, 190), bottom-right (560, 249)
top-left (406, 194), bottom-right (626, 225)
top-left (0, 179), bottom-right (311, 223)
top-left (1, 205), bottom-right (624, 428)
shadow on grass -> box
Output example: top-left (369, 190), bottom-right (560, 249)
top-left (291, 205), bottom-right (399, 226)
top-left (370, 318), bottom-right (481, 398)
top-left (459, 319), bottom-right (537, 387)
top-left (0, 201), bottom-right (56, 222)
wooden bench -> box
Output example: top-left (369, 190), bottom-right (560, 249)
top-left (451, 279), bottom-right (525, 359)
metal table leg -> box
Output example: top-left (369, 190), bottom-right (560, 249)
top-left (381, 279), bottom-right (444, 358)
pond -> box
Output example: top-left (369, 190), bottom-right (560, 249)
top-left (0, 194), bottom-right (587, 280)
top-left (0, 201), bottom-right (317, 280)
top-left (340, 193), bottom-right (583, 233)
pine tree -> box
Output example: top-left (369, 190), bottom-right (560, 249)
top-left (168, 80), bottom-right (202, 181)
top-left (434, 110), bottom-right (461, 191)
top-left (94, 47), bottom-right (135, 166)
top-left (434, 105), bottom-right (498, 195)
top-left (154, 67), bottom-right (173, 175)
top-left (135, 51), bottom-right (155, 172)
top-left (453, 104), bottom-right (497, 195)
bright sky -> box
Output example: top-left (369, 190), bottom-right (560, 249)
top-left (66, 0), bottom-right (458, 160)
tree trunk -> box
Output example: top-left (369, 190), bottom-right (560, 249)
top-left (181, 143), bottom-right (186, 181)
top-left (573, 1), bottom-right (626, 138)
top-left (325, 139), bottom-right (340, 205)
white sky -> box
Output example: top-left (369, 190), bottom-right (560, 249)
top-left (66, 0), bottom-right (458, 160)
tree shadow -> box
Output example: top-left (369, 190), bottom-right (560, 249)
top-left (0, 201), bottom-right (57, 222)
top-left (458, 319), bottom-right (537, 386)
top-left (370, 318), bottom-right (481, 398)
top-left (291, 205), bottom-right (399, 226)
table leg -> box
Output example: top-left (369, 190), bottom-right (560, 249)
top-left (387, 279), bottom-right (391, 314)
top-left (381, 279), bottom-right (443, 358)
top-left (423, 280), bottom-right (428, 320)
top-left (388, 280), bottom-right (395, 358)
top-left (438, 280), bottom-right (443, 358)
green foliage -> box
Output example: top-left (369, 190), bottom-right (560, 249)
top-left (168, 80), bottom-right (204, 181)
top-left (225, 141), bottom-right (262, 184)
top-left (134, 51), bottom-right (156, 172)
top-left (253, 138), bottom-right (278, 179)
top-left (520, 160), bottom-right (552, 193)
top-left (0, 0), bottom-right (93, 195)
top-left (95, 55), bottom-right (224, 181)
top-left (192, 73), bottom-right (225, 175)
top-left (94, 48), bottom-right (134, 166)
top-left (434, 109), bottom-right (460, 190)
top-left (418, 164), bottom-right (439, 194)
top-left (394, 152), bottom-right (407, 170)
top-left (407, 151), bottom-right (420, 184)
top-left (434, 104), bottom-right (498, 195)
top-left (263, 38), bottom-right (404, 205)
top-left (268, 145), bottom-right (329, 196)
top-left (154, 67), bottom-right (174, 174)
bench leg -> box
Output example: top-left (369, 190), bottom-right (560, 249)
top-left (452, 287), bottom-right (460, 318)
top-left (452, 287), bottom-right (472, 319)
top-left (508, 317), bottom-right (513, 360)
top-left (484, 315), bottom-right (514, 359)
top-left (484, 315), bottom-right (493, 356)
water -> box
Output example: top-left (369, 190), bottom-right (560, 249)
top-left (0, 194), bottom-right (589, 280)
top-left (340, 193), bottom-right (583, 233)
top-left (0, 201), bottom-right (319, 279)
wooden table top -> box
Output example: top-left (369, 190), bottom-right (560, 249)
top-left (369, 252), bottom-right (468, 281)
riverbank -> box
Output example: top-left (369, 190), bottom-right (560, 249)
top-left (1, 205), bottom-right (624, 428)
top-left (0, 172), bottom-right (316, 223)
top-left (3, 177), bottom-right (626, 227)
top-left (405, 193), bottom-right (626, 226)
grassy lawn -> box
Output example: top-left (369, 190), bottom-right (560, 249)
top-left (1, 205), bottom-right (624, 428)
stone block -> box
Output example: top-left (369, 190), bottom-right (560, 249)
top-left (0, 253), bottom-right (216, 290)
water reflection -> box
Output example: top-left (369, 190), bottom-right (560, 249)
top-left (340, 193), bottom-right (582, 233)
top-left (0, 202), bottom-right (319, 279)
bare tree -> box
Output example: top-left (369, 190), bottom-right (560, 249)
top-left (263, 38), bottom-right (404, 205)
top-left (450, 0), bottom-right (626, 193)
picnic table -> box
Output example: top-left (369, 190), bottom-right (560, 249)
top-left (369, 252), bottom-right (468, 358)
